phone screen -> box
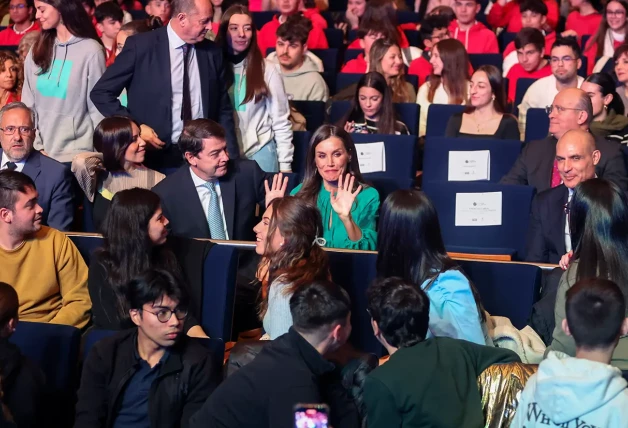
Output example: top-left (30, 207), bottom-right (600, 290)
top-left (294, 404), bottom-right (329, 428)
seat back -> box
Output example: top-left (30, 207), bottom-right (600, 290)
top-left (351, 133), bottom-right (418, 180)
top-left (336, 73), bottom-right (362, 92)
top-left (423, 137), bottom-right (522, 183)
top-left (524, 108), bottom-right (550, 142)
top-left (469, 54), bottom-right (503, 72)
top-left (513, 78), bottom-right (535, 116)
top-left (202, 244), bottom-right (239, 340)
top-left (252, 11), bottom-right (275, 29)
top-left (330, 100), bottom-right (351, 125)
top-left (425, 104), bottom-right (466, 138)
top-left (422, 182), bottom-right (536, 258)
top-left (309, 48), bottom-right (339, 72)
top-left (68, 234), bottom-right (103, 265)
top-left (291, 101), bottom-right (325, 133)
top-left (292, 130), bottom-right (312, 176)
top-left (344, 49), bottom-right (362, 62)
top-left (578, 56), bottom-right (588, 78)
top-left (324, 28), bottom-right (343, 48)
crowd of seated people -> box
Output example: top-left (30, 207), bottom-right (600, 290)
top-left (1, 0), bottom-right (628, 426)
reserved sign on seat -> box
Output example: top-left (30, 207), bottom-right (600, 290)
top-left (448, 150), bottom-right (490, 181)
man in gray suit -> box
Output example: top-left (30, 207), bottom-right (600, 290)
top-left (0, 102), bottom-right (74, 230)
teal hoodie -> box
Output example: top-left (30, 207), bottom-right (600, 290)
top-left (22, 36), bottom-right (105, 163)
top-left (512, 351), bottom-right (628, 427)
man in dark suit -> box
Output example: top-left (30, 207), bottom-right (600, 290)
top-left (501, 87), bottom-right (628, 192)
top-left (0, 102), bottom-right (73, 230)
top-left (90, 0), bottom-right (238, 169)
top-left (525, 129), bottom-right (599, 264)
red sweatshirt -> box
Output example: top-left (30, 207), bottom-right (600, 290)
top-left (0, 21), bottom-right (40, 46)
top-left (258, 15), bottom-right (328, 56)
top-left (565, 11), bottom-right (602, 37)
top-left (347, 27), bottom-right (410, 49)
top-left (503, 31), bottom-right (556, 58)
top-left (341, 54), bottom-right (368, 73)
top-left (487, 0), bottom-right (559, 31)
top-left (449, 20), bottom-right (499, 54)
top-left (303, 8), bottom-right (328, 29)
top-left (584, 38), bottom-right (623, 75)
top-left (506, 62), bottom-right (552, 102)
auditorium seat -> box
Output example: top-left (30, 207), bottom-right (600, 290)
top-left (336, 73), bottom-right (361, 92)
top-left (425, 104), bottom-right (466, 138)
top-left (578, 56), bottom-right (587, 78)
top-left (291, 100), bottom-right (325, 133)
top-left (344, 48), bottom-right (362, 62)
top-left (321, 71), bottom-right (336, 95)
top-left (324, 28), bottom-right (344, 49)
top-left (458, 260), bottom-right (542, 329)
top-left (330, 100), bottom-right (351, 125)
top-left (524, 108), bottom-right (550, 142)
top-left (499, 32), bottom-right (517, 51)
top-left (513, 77), bottom-right (535, 116)
top-left (129, 9), bottom-right (148, 20)
top-left (252, 11), bottom-right (275, 30)
top-left (351, 133), bottom-right (418, 180)
top-left (291, 130), bottom-right (312, 176)
top-left (422, 182), bottom-right (536, 259)
top-left (68, 233), bottom-right (101, 265)
top-left (469, 54), bottom-right (503, 72)
top-left (404, 30), bottom-right (420, 47)
top-left (0, 45), bottom-right (17, 53)
top-left (10, 321), bottom-right (81, 426)
top-left (423, 137), bottom-right (522, 183)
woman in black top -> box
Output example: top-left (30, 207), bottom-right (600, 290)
top-left (88, 188), bottom-right (208, 337)
top-left (445, 65), bottom-right (520, 140)
top-left (341, 72), bottom-right (410, 135)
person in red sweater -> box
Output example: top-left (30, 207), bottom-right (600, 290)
top-left (408, 14), bottom-right (450, 84)
top-left (145, 0), bottom-right (171, 25)
top-left (583, 0), bottom-right (628, 75)
top-left (502, 0), bottom-right (556, 75)
top-left (506, 28), bottom-right (551, 102)
top-left (0, 0), bottom-right (40, 46)
top-left (95, 1), bottom-right (123, 67)
top-left (347, 0), bottom-right (410, 48)
top-left (302, 0), bottom-right (327, 29)
top-left (341, 18), bottom-right (397, 73)
top-left (449, 0), bottom-right (499, 53)
top-left (488, 0), bottom-right (559, 31)
top-left (564, 0), bottom-right (602, 38)
top-left (257, 0), bottom-right (328, 55)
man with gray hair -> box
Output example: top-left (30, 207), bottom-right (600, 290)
top-left (501, 88), bottom-right (628, 192)
top-left (0, 102), bottom-right (74, 230)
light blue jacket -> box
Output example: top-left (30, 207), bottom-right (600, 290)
top-left (512, 351), bottom-right (628, 427)
top-left (421, 269), bottom-right (492, 346)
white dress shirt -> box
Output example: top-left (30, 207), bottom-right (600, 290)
top-left (189, 167), bottom-right (229, 240)
top-left (565, 188), bottom-right (574, 252)
top-left (0, 152), bottom-right (25, 172)
top-left (167, 23), bottom-right (203, 144)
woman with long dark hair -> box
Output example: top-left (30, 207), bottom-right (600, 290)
top-left (254, 196), bottom-right (329, 339)
top-left (215, 4), bottom-right (293, 173)
top-left (550, 179), bottom-right (628, 368)
top-left (341, 72), bottom-right (410, 135)
top-left (583, 0), bottom-right (628, 74)
top-left (583, 72), bottom-right (628, 144)
top-left (0, 51), bottom-right (21, 108)
top-left (22, 0), bottom-right (105, 163)
top-left (72, 116), bottom-right (165, 230)
top-left (89, 188), bottom-right (207, 337)
top-left (416, 38), bottom-right (469, 137)
top-left (446, 65), bottom-right (520, 139)
top-left (376, 189), bottom-right (491, 346)
top-left (291, 125), bottom-right (380, 250)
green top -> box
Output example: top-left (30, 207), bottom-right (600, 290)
top-left (363, 337), bottom-right (520, 428)
top-left (290, 182), bottom-right (379, 250)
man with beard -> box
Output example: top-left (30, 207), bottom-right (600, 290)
top-left (0, 102), bottom-right (74, 231)
top-left (0, 170), bottom-right (91, 329)
top-left (517, 37), bottom-right (584, 138)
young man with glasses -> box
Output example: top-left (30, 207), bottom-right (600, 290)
top-left (0, 0), bottom-right (40, 45)
top-left (517, 37), bottom-right (584, 139)
top-left (75, 269), bottom-right (219, 428)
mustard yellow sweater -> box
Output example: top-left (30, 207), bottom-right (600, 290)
top-left (0, 227), bottom-right (91, 329)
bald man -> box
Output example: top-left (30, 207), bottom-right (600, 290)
top-left (501, 88), bottom-right (628, 193)
top-left (525, 129), bottom-right (600, 263)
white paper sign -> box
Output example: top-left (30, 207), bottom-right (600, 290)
top-left (455, 192), bottom-right (503, 226)
top-left (448, 150), bottom-right (491, 181)
top-left (356, 142), bottom-right (386, 173)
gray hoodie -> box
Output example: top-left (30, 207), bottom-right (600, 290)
top-left (266, 55), bottom-right (329, 102)
top-left (22, 36), bottom-right (105, 163)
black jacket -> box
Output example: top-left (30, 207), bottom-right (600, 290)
top-left (75, 329), bottom-right (219, 428)
top-left (500, 135), bottom-right (628, 192)
top-left (189, 328), bottom-right (360, 428)
top-left (0, 339), bottom-right (46, 428)
top-left (525, 185), bottom-right (569, 264)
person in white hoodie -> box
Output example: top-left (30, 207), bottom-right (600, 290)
top-left (512, 277), bottom-right (628, 427)
top-left (215, 4), bottom-right (293, 173)
top-left (22, 0), bottom-right (105, 163)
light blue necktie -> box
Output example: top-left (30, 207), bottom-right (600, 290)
top-left (204, 181), bottom-right (226, 240)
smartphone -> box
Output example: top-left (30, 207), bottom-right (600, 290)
top-left (294, 403), bottom-right (329, 428)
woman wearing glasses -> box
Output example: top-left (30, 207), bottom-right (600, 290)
top-left (583, 0), bottom-right (628, 75)
top-left (88, 188), bottom-right (208, 338)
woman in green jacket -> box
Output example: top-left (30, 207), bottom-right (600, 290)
top-left (291, 124), bottom-right (380, 250)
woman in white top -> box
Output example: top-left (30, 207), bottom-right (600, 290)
top-left (416, 38), bottom-right (470, 137)
top-left (215, 4), bottom-right (293, 173)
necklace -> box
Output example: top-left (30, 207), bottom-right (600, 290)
top-left (471, 112), bottom-right (501, 133)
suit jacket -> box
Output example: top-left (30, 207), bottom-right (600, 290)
top-left (90, 27), bottom-right (239, 159)
top-left (500, 135), bottom-right (628, 192)
top-left (152, 159), bottom-right (270, 240)
top-left (1, 149), bottom-right (74, 231)
top-left (525, 185), bottom-right (568, 264)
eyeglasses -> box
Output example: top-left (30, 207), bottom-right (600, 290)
top-left (550, 56), bottom-right (576, 65)
top-left (143, 307), bottom-right (188, 323)
top-left (9, 4), bottom-right (26, 10)
top-left (0, 126), bottom-right (34, 136)
top-left (545, 105), bottom-right (583, 114)
top-left (607, 9), bottom-right (626, 16)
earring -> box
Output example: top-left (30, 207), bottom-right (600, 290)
top-left (491, 95), bottom-right (495, 101)
top-left (604, 105), bottom-right (608, 110)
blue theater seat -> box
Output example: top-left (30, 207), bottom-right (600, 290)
top-left (499, 32), bottom-right (517, 51)
top-left (252, 11), bottom-right (275, 30)
top-left (129, 10), bottom-right (148, 20)
top-left (423, 137), bottom-right (522, 183)
top-left (291, 101), bottom-right (325, 133)
top-left (351, 133), bottom-right (418, 180)
top-left (469, 54), bottom-right (503, 72)
top-left (291, 130), bottom-right (312, 176)
top-left (336, 73), bottom-right (362, 92)
top-left (422, 182), bottom-right (536, 259)
top-left (513, 77), bottom-right (536, 116)
top-left (344, 48), bottom-right (362, 62)
top-left (578, 56), bottom-right (587, 78)
top-left (68, 233), bottom-right (101, 265)
top-left (324, 28), bottom-right (344, 49)
top-left (524, 108), bottom-right (550, 142)
top-left (0, 45), bottom-right (17, 53)
top-left (404, 30), bottom-right (420, 47)
top-left (425, 104), bottom-right (466, 138)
